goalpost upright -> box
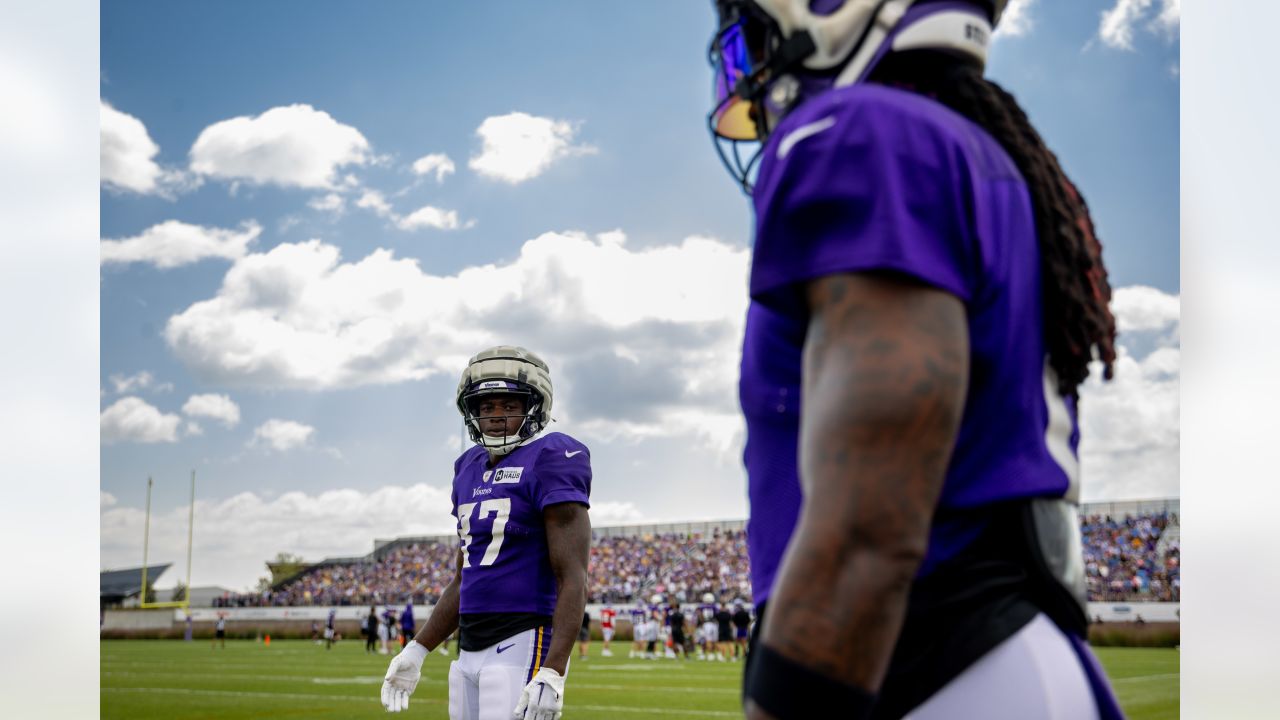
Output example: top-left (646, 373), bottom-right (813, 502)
top-left (139, 471), bottom-right (197, 610)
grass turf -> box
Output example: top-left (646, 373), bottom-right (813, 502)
top-left (102, 640), bottom-right (1177, 719)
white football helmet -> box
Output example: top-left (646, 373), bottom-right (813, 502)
top-left (709, 0), bottom-right (1007, 189)
top-left (702, 593), bottom-right (716, 604)
top-left (650, 594), bottom-right (664, 605)
top-left (456, 345), bottom-right (553, 457)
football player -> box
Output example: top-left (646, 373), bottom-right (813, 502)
top-left (381, 346), bottom-right (591, 720)
top-left (697, 593), bottom-right (718, 661)
top-left (628, 604), bottom-right (646, 658)
top-left (707, 1), bottom-right (1125, 718)
top-left (599, 604), bottom-right (617, 657)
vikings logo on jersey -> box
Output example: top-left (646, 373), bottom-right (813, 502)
top-left (451, 432), bottom-right (591, 615)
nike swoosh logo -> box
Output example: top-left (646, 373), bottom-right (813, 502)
top-left (565, 450), bottom-right (583, 458)
top-left (495, 643), bottom-right (515, 654)
top-left (777, 116), bottom-right (836, 160)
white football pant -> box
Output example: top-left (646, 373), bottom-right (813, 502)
top-left (905, 614), bottom-right (1100, 720)
top-left (448, 626), bottom-right (561, 720)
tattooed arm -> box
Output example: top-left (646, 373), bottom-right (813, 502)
top-left (746, 273), bottom-right (968, 719)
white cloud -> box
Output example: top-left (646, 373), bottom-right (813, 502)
top-left (100, 483), bottom-right (457, 590)
top-left (101, 396), bottom-right (181, 444)
top-left (308, 193), bottom-right (345, 215)
top-left (396, 204), bottom-right (472, 231)
top-left (1154, 0), bottom-right (1180, 34)
top-left (1110, 285), bottom-right (1179, 333)
top-left (412, 153), bottom-right (456, 183)
top-left (1097, 0), bottom-right (1177, 49)
top-left (185, 421), bottom-right (204, 437)
top-left (994, 0), bottom-right (1036, 38)
top-left (356, 189), bottom-right (394, 217)
top-left (101, 491), bottom-right (117, 509)
top-left (251, 419), bottom-right (315, 452)
top-left (164, 230), bottom-right (750, 450)
top-left (101, 220), bottom-right (261, 269)
top-left (1078, 287), bottom-right (1180, 501)
top-left (189, 104), bottom-right (371, 189)
top-left (469, 112), bottom-right (596, 184)
top-left (100, 101), bottom-right (187, 196)
top-left (589, 501), bottom-right (644, 526)
top-left (108, 370), bottom-right (173, 394)
top-left (182, 393), bottom-right (241, 428)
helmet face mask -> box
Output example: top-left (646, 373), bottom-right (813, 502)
top-left (456, 346), bottom-right (553, 457)
top-left (707, 0), bottom-right (1003, 193)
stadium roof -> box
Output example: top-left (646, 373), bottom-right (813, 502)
top-left (100, 564), bottom-right (171, 599)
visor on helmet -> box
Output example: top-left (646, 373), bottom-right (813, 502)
top-left (710, 21), bottom-right (758, 141)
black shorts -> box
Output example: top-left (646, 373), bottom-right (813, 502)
top-left (718, 627), bottom-right (733, 643)
top-left (578, 626), bottom-right (590, 642)
top-left (671, 628), bottom-right (686, 645)
top-left (215, 629), bottom-right (225, 638)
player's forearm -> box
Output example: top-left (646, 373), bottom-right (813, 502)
top-left (757, 274), bottom-right (967, 692)
top-left (544, 575), bottom-right (586, 673)
top-left (413, 579), bottom-right (460, 651)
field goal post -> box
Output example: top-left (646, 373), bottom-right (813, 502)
top-left (139, 471), bottom-right (196, 610)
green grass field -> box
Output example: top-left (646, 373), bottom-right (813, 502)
top-left (102, 640), bottom-right (1177, 719)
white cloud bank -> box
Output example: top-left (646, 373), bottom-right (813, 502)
top-left (469, 112), bottom-right (596, 184)
top-left (1078, 286), bottom-right (1180, 501)
top-left (182, 394), bottom-right (241, 428)
top-left (189, 104), bottom-right (371, 189)
top-left (101, 396), bottom-right (181, 444)
top-left (165, 230), bottom-right (750, 449)
top-left (101, 220), bottom-right (261, 269)
top-left (100, 101), bottom-right (187, 196)
top-left (100, 484), bottom-right (458, 591)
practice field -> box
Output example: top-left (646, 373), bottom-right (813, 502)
top-left (101, 640), bottom-right (1178, 719)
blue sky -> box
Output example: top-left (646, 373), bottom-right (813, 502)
top-left (99, 0), bottom-right (1181, 591)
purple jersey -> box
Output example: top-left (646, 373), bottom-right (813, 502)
top-left (742, 83), bottom-right (1081, 608)
top-left (697, 604), bottom-right (717, 623)
top-left (452, 432), bottom-right (591, 615)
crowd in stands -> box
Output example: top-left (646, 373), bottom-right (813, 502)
top-left (214, 513), bottom-right (1178, 608)
top-left (1082, 512), bottom-right (1180, 602)
top-left (587, 528), bottom-right (752, 604)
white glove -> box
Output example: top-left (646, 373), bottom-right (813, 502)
top-left (381, 640), bottom-right (428, 712)
top-left (513, 667), bottom-right (566, 720)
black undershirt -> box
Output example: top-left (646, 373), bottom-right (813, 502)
top-left (745, 501), bottom-right (1068, 719)
top-left (458, 612), bottom-right (552, 652)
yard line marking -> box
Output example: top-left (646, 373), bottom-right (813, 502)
top-left (1111, 673), bottom-right (1179, 684)
top-left (572, 705), bottom-right (740, 717)
top-left (102, 687), bottom-right (741, 716)
top-left (104, 672), bottom-right (739, 693)
top-left (103, 687), bottom-right (433, 704)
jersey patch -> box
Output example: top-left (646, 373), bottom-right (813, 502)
top-left (493, 467), bottom-right (524, 484)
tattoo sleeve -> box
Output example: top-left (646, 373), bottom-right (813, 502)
top-left (758, 272), bottom-right (968, 692)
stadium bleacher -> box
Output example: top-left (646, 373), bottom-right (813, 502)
top-left (215, 504), bottom-right (1179, 608)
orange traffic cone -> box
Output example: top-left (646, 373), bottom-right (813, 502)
top-left (264, 634), bottom-right (271, 646)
